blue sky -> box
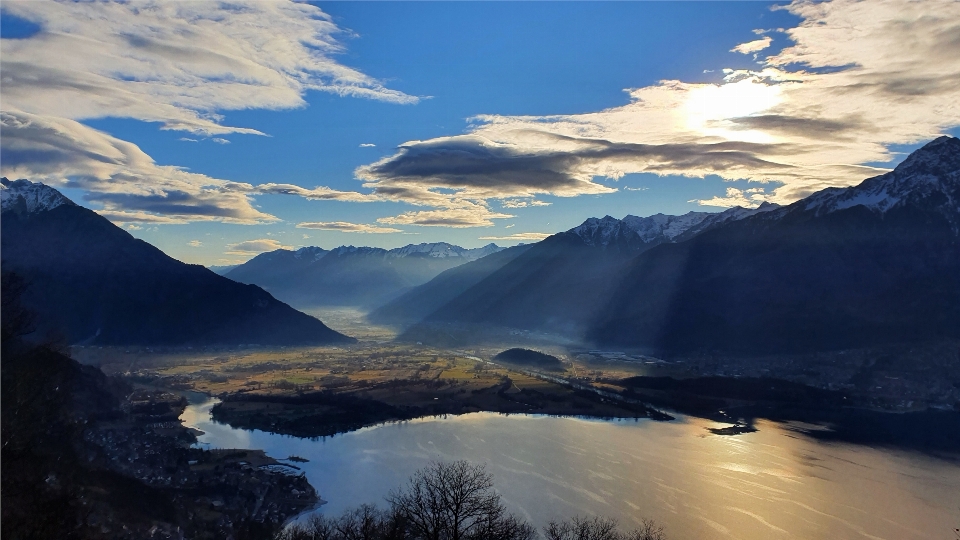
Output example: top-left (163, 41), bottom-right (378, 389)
top-left (3, 1), bottom-right (959, 265)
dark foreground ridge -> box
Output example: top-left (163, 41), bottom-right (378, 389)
top-left (1, 346), bottom-right (317, 540)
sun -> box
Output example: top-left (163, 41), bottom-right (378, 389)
top-left (685, 78), bottom-right (782, 143)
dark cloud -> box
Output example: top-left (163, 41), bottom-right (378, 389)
top-left (726, 114), bottom-right (872, 139)
top-left (360, 134), bottom-right (794, 200)
top-left (84, 190), bottom-right (254, 219)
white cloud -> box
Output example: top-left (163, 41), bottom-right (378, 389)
top-left (1, 0), bottom-right (415, 223)
top-left (225, 238), bottom-right (291, 255)
top-left (501, 198), bottom-right (551, 208)
top-left (1, 110), bottom-right (274, 223)
top-left (359, 143), bottom-right (376, 147)
top-left (376, 205), bottom-right (513, 228)
top-left (478, 232), bottom-right (551, 241)
top-left (356, 0), bottom-right (960, 208)
top-left (731, 36), bottom-right (772, 54)
top-left (694, 186), bottom-right (775, 208)
top-left (212, 138), bottom-right (230, 145)
top-left (187, 240), bottom-right (202, 247)
top-left (295, 221), bottom-right (402, 233)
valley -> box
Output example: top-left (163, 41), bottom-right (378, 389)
top-left (73, 332), bottom-right (960, 454)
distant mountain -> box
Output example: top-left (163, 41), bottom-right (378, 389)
top-left (207, 264), bottom-right (238, 275)
top-left (225, 242), bottom-right (503, 309)
top-left (589, 136), bottom-right (960, 354)
top-left (368, 244), bottom-right (533, 326)
top-left (398, 204), bottom-right (776, 340)
top-left (0, 179), bottom-right (352, 346)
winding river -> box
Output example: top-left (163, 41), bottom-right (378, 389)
top-left (180, 394), bottom-right (960, 540)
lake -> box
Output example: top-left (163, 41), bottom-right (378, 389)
top-left (180, 394), bottom-right (960, 540)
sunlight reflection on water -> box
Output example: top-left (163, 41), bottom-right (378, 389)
top-left (181, 395), bottom-right (960, 540)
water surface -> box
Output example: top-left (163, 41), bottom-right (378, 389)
top-left (181, 396), bottom-right (960, 540)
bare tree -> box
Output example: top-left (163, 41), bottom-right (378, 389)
top-left (388, 460), bottom-right (534, 540)
top-left (627, 519), bottom-right (664, 540)
top-left (545, 516), bottom-right (664, 540)
top-left (544, 516), bottom-right (620, 540)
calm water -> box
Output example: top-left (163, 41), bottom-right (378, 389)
top-left (180, 395), bottom-right (960, 540)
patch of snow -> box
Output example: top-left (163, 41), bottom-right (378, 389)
top-left (571, 204), bottom-right (779, 247)
top-left (1, 178), bottom-right (76, 213)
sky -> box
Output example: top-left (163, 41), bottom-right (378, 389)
top-left (2, 0), bottom-right (959, 266)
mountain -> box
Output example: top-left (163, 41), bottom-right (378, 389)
top-left (225, 242), bottom-right (503, 309)
top-left (208, 264), bottom-right (238, 275)
top-left (367, 243), bottom-right (534, 326)
top-left (0, 178), bottom-right (352, 346)
top-left (398, 204), bottom-right (777, 340)
top-left (589, 136), bottom-right (960, 354)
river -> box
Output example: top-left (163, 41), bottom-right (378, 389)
top-left (180, 394), bottom-right (960, 540)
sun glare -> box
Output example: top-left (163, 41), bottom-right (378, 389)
top-left (685, 79), bottom-right (781, 143)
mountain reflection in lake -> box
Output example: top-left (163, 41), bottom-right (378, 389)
top-left (180, 395), bottom-right (959, 540)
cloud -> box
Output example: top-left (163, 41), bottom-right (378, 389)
top-left (187, 240), bottom-right (202, 247)
top-left (477, 232), bottom-right (552, 241)
top-left (236, 182), bottom-right (380, 202)
top-left (1, 110), bottom-right (274, 223)
top-left (225, 238), bottom-right (291, 255)
top-left (2, 1), bottom-right (417, 132)
top-left (731, 36), bottom-right (772, 54)
top-left (501, 199), bottom-right (551, 208)
top-left (179, 137), bottom-right (198, 142)
top-left (356, 0), bottom-right (960, 207)
top-left (1, 0), bottom-right (415, 223)
top-left (295, 221), bottom-right (402, 233)
top-left (377, 206), bottom-right (513, 228)
top-left (624, 186), bottom-right (649, 191)
top-left (360, 143), bottom-right (376, 147)
top-left (212, 138), bottom-right (230, 145)
top-left (694, 186), bottom-right (775, 208)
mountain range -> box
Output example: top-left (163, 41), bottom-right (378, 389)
top-left (388, 201), bottom-right (779, 337)
top-left (4, 136), bottom-right (957, 355)
top-left (394, 136), bottom-right (960, 355)
top-left (0, 179), bottom-right (352, 346)
top-left (224, 242), bottom-right (503, 309)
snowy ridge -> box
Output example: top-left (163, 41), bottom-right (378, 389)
top-left (310, 242), bottom-right (503, 261)
top-left (293, 246), bottom-right (328, 261)
top-left (1, 178), bottom-right (76, 214)
top-left (385, 242), bottom-right (501, 260)
top-left (801, 136), bottom-right (960, 219)
top-left (571, 203), bottom-right (779, 247)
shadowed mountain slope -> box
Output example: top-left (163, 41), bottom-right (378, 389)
top-left (1, 179), bottom-right (352, 346)
top-left (589, 136), bottom-right (960, 354)
top-left (367, 243), bottom-right (533, 326)
top-left (397, 205), bottom-right (776, 340)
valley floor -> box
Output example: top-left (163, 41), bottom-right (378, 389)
top-left (71, 337), bottom-right (960, 454)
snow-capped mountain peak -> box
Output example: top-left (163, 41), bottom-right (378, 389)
top-left (1, 178), bottom-right (76, 214)
top-left (801, 135), bottom-right (960, 221)
top-left (293, 246), bottom-right (328, 261)
top-left (570, 203), bottom-right (779, 248)
top-left (385, 242), bottom-right (502, 260)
